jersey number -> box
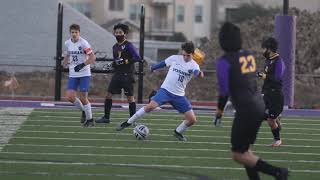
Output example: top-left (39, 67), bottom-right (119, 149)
top-left (72, 55), bottom-right (78, 63)
top-left (178, 75), bottom-right (184, 82)
top-left (239, 55), bottom-right (256, 74)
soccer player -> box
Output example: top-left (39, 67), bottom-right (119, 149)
top-left (216, 22), bottom-right (288, 180)
top-left (62, 24), bottom-right (96, 127)
top-left (95, 23), bottom-right (141, 124)
top-left (116, 41), bottom-right (204, 141)
top-left (257, 37), bottom-right (285, 147)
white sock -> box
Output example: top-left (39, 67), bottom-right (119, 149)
top-left (83, 103), bottom-right (92, 120)
top-left (73, 98), bottom-right (84, 111)
top-left (127, 107), bottom-right (146, 124)
top-left (176, 121), bottom-right (189, 134)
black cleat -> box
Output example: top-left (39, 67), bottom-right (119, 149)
top-left (276, 168), bottom-right (289, 180)
top-left (82, 119), bottom-right (94, 127)
top-left (80, 111), bottom-right (86, 123)
top-left (116, 121), bottom-right (131, 131)
top-left (173, 130), bottom-right (187, 142)
top-left (95, 116), bottom-right (110, 123)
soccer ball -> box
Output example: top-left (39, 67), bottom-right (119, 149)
top-left (133, 124), bottom-right (149, 140)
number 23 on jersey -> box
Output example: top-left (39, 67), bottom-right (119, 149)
top-left (239, 55), bottom-right (256, 74)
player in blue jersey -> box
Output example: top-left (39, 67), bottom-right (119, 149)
top-left (258, 37), bottom-right (285, 147)
top-left (62, 24), bottom-right (96, 127)
top-left (95, 23), bottom-right (141, 124)
top-left (116, 41), bottom-right (204, 141)
top-left (216, 22), bottom-right (288, 180)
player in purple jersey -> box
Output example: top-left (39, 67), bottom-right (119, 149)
top-left (216, 22), bottom-right (288, 180)
top-left (96, 23), bottom-right (141, 124)
top-left (258, 37), bottom-right (285, 147)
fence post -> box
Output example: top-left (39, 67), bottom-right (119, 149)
top-left (54, 2), bottom-right (63, 101)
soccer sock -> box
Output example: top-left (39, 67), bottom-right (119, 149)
top-left (175, 121), bottom-right (188, 134)
top-left (272, 127), bottom-right (281, 140)
top-left (73, 98), bottom-right (84, 111)
top-left (245, 166), bottom-right (261, 180)
top-left (83, 103), bottom-right (92, 120)
top-left (127, 107), bottom-right (146, 124)
top-left (254, 159), bottom-right (281, 177)
top-left (104, 99), bottom-right (112, 119)
top-left (129, 102), bottom-right (136, 117)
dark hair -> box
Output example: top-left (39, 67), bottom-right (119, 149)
top-left (261, 37), bottom-right (278, 52)
top-left (69, 24), bottom-right (80, 32)
top-left (181, 41), bottom-right (195, 54)
top-left (113, 23), bottom-right (129, 34)
top-left (219, 22), bottom-right (242, 52)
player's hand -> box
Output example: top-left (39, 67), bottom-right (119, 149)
top-left (257, 72), bottom-right (266, 79)
top-left (199, 71), bottom-right (204, 78)
top-left (74, 63), bottom-right (86, 72)
top-left (115, 58), bottom-right (128, 65)
top-left (150, 65), bottom-right (155, 73)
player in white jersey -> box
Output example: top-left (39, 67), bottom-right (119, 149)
top-left (62, 24), bottom-right (96, 127)
top-left (116, 41), bottom-right (204, 141)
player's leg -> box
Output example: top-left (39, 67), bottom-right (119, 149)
top-left (171, 96), bottom-right (194, 141)
top-left (96, 76), bottom-right (120, 123)
top-left (124, 79), bottom-right (136, 118)
top-left (79, 76), bottom-right (94, 127)
top-left (116, 88), bottom-right (168, 131)
top-left (66, 77), bottom-right (85, 122)
top-left (231, 109), bottom-right (288, 180)
top-left (267, 92), bottom-right (283, 147)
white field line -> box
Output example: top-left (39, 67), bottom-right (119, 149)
top-left (0, 171), bottom-right (186, 180)
top-left (13, 117), bottom-right (320, 127)
top-left (7, 130), bottom-right (320, 145)
top-left (9, 124), bottom-right (320, 135)
top-left (28, 111), bottom-right (320, 121)
top-left (0, 108), bottom-right (33, 151)
top-left (5, 143), bottom-right (320, 163)
top-left (0, 159), bottom-right (319, 173)
top-left (10, 122), bottom-right (320, 132)
top-left (4, 136), bottom-right (320, 156)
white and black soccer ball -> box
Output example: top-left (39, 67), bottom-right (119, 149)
top-left (133, 124), bottom-right (149, 140)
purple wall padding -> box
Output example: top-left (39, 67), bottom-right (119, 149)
top-left (275, 15), bottom-right (296, 107)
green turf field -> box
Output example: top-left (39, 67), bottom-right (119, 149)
top-left (0, 108), bottom-right (319, 180)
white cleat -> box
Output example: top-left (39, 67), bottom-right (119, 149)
top-left (270, 139), bottom-right (282, 147)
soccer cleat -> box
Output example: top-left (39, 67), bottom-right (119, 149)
top-left (82, 119), bottom-right (94, 127)
top-left (276, 117), bottom-right (282, 131)
top-left (95, 116), bottom-right (110, 123)
top-left (80, 111), bottom-right (86, 123)
top-left (270, 139), bottom-right (282, 147)
top-left (276, 168), bottom-right (289, 180)
top-left (116, 121), bottom-right (131, 131)
top-left (173, 130), bottom-right (187, 142)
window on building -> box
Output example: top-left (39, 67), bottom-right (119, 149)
top-left (70, 2), bottom-right (92, 18)
top-left (176, 5), bottom-right (185, 23)
top-left (129, 4), bottom-right (140, 21)
top-left (194, 5), bottom-right (203, 23)
top-left (109, 0), bottom-right (124, 11)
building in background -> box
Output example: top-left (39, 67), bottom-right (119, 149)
top-left (64, 0), bottom-right (320, 43)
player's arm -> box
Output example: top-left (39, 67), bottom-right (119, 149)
top-left (193, 69), bottom-right (204, 78)
top-left (128, 43), bottom-right (141, 63)
top-left (215, 58), bottom-right (230, 125)
top-left (74, 45), bottom-right (96, 72)
top-left (62, 43), bottom-right (69, 67)
top-left (267, 60), bottom-right (285, 82)
top-left (150, 61), bottom-right (166, 72)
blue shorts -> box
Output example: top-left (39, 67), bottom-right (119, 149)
top-left (67, 76), bottom-right (90, 92)
top-left (151, 88), bottom-right (192, 113)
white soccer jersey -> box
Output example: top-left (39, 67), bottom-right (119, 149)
top-left (161, 55), bottom-right (200, 96)
top-left (64, 37), bottom-right (93, 77)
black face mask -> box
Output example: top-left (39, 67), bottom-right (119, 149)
top-left (115, 35), bottom-right (125, 42)
top-left (263, 50), bottom-right (271, 59)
